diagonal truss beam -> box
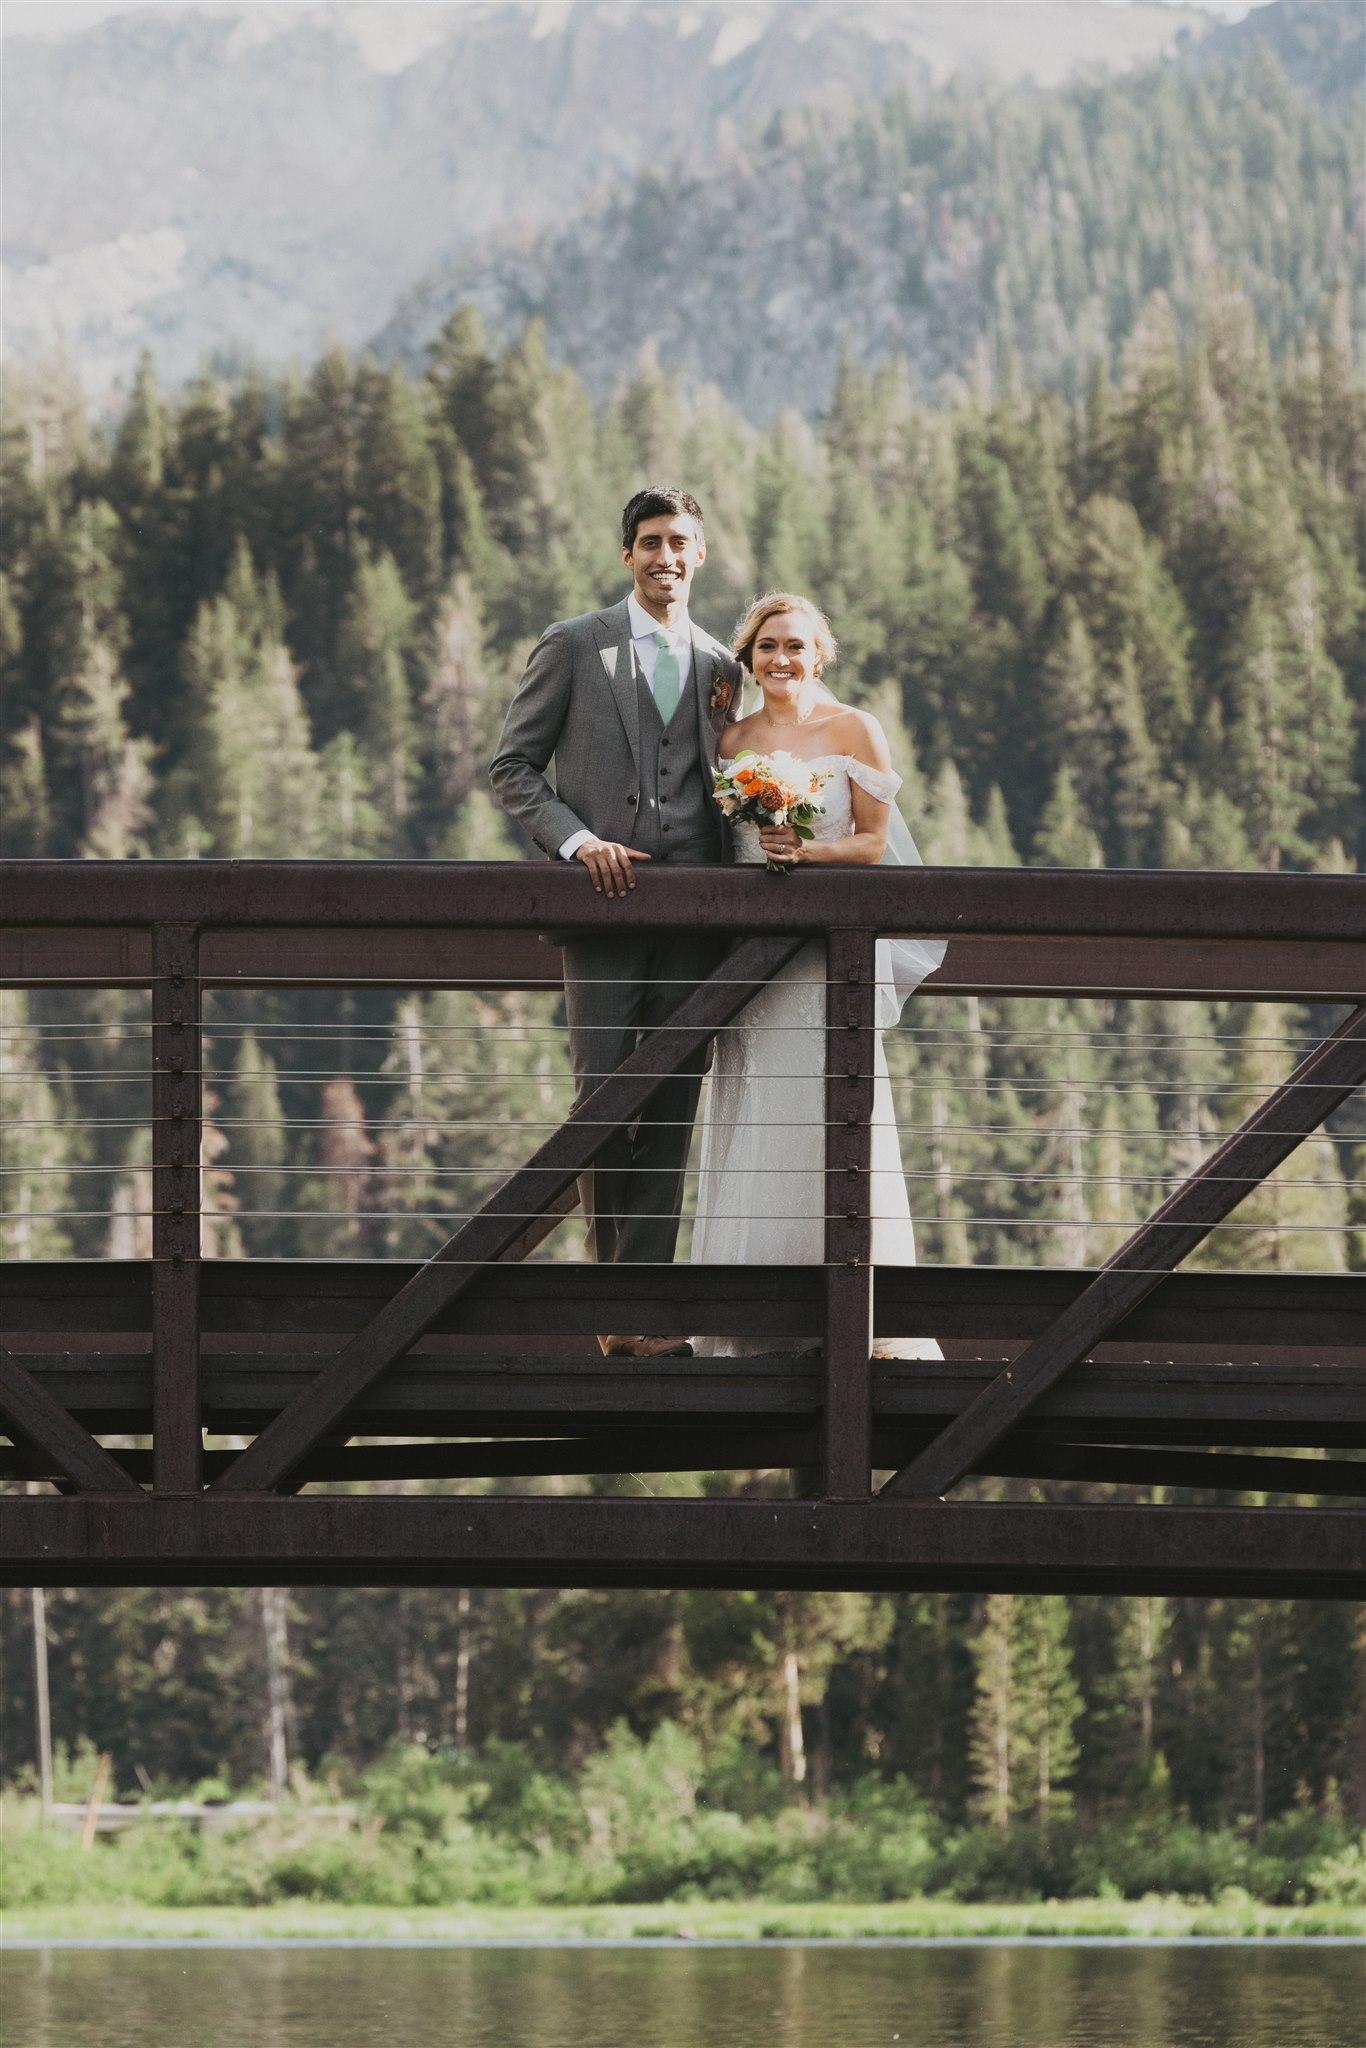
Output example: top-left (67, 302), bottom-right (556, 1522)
top-left (883, 1003), bottom-right (1366, 1501)
top-left (0, 1349), bottom-right (144, 1494)
top-left (212, 934), bottom-right (804, 1494)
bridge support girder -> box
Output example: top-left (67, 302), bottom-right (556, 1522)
top-left (3, 1495), bottom-right (1363, 1599)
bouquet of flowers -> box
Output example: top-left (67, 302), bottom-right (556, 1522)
top-left (712, 753), bottom-right (829, 873)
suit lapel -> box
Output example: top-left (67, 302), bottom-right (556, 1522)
top-left (594, 600), bottom-right (640, 773)
top-left (691, 630), bottom-right (719, 768)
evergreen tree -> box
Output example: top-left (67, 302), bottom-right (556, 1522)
top-left (39, 502), bottom-right (155, 858)
top-left (441, 447), bottom-right (516, 615)
top-left (1157, 772), bottom-right (1255, 870)
top-left (108, 350), bottom-right (167, 504)
top-left (1212, 1003), bottom-right (1351, 1273)
top-left (315, 732), bottom-right (386, 859)
top-left (751, 414), bottom-right (824, 593)
top-left (610, 344), bottom-right (689, 488)
top-left (0, 714), bottom-right (52, 856)
top-left (969, 1596), bottom-right (1015, 1829)
top-left (1222, 591), bottom-right (1355, 870)
top-left (418, 575), bottom-right (495, 848)
top-left (1069, 493), bottom-right (1193, 756)
top-left (222, 1030), bottom-right (290, 1259)
top-left (54, 635), bottom-right (155, 858)
top-left (0, 991), bottom-right (74, 1259)
top-left (294, 1078), bottom-right (374, 1260)
top-left (0, 568), bottom-right (24, 731)
top-left (969, 1597), bottom-right (1081, 1825)
top-left (424, 305), bottom-right (503, 516)
top-left (1032, 765), bottom-right (1104, 869)
top-left (105, 1123), bottom-right (153, 1263)
top-left (335, 547), bottom-right (419, 840)
top-left (957, 433), bottom-right (1048, 647)
top-left (355, 359), bottom-right (442, 606)
top-left (1013, 1598), bottom-right (1082, 1822)
top-left (815, 460), bottom-right (903, 681)
top-left (278, 345), bottom-right (362, 670)
top-left (174, 542), bottom-right (323, 857)
top-left (884, 499), bottom-right (980, 778)
top-left (1101, 1598), bottom-right (1172, 1795)
top-left (1103, 643), bottom-right (1164, 865)
top-left (1037, 597), bottom-right (1109, 833)
top-left (371, 998), bottom-right (444, 1260)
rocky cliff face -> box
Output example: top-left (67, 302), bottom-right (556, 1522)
top-left (375, 0), bottom-right (1361, 418)
top-left (2, 0), bottom-right (1209, 395)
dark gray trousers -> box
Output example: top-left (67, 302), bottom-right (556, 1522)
top-left (562, 925), bottom-right (725, 1265)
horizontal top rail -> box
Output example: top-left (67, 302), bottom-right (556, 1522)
top-left (2, 860), bottom-right (1364, 944)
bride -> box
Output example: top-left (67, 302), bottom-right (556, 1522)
top-left (690, 592), bottom-right (945, 1360)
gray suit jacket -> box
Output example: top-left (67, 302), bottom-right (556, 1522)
top-left (489, 597), bottom-right (744, 857)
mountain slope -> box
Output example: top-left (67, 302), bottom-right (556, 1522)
top-left (378, 0), bottom-right (1363, 417)
top-left (2, 1), bottom-right (1208, 393)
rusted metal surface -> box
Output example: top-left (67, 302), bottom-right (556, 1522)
top-left (5, 1433), bottom-right (1365, 1498)
top-left (2, 1494), bottom-right (1362, 1596)
top-left (202, 926), bottom-right (565, 990)
top-left (8, 1347), bottom-right (1366, 1445)
top-left (923, 935), bottom-right (1366, 1004)
top-left (885, 1005), bottom-right (1366, 1500)
top-left (0, 1350), bottom-right (143, 1493)
top-left (6, 1261), bottom-right (1359, 1349)
top-left (822, 929), bottom-right (877, 1497)
top-left (0, 927), bottom-right (154, 986)
top-left (3, 859), bottom-right (1363, 946)
top-left (150, 924), bottom-right (203, 1493)
top-left (7, 923), bottom-right (1361, 1001)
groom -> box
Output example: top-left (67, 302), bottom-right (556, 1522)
top-left (490, 486), bottom-right (743, 1356)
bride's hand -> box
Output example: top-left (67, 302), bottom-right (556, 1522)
top-left (758, 824), bottom-right (803, 866)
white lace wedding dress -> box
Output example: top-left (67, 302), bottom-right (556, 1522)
top-left (690, 753), bottom-right (942, 1360)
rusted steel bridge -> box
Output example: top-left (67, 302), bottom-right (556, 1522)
top-left (1, 860), bottom-right (1363, 1597)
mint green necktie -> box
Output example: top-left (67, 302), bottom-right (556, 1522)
top-left (651, 630), bottom-right (682, 724)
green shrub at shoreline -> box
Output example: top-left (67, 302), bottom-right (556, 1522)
top-left (5, 1734), bottom-right (1363, 1926)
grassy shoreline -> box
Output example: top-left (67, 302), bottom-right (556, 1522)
top-left (4, 1900), bottom-right (1362, 1944)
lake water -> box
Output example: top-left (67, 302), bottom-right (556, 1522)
top-left (3, 1942), bottom-right (1363, 2047)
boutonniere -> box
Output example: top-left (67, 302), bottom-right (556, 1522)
top-left (709, 671), bottom-right (737, 723)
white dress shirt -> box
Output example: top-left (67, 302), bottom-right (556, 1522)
top-left (624, 590), bottom-right (694, 696)
top-left (558, 595), bottom-right (694, 860)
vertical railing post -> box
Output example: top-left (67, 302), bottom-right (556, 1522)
top-left (821, 927), bottom-right (877, 1497)
top-left (151, 923), bottom-right (202, 1492)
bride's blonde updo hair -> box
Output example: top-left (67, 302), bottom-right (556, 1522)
top-left (731, 592), bottom-right (838, 676)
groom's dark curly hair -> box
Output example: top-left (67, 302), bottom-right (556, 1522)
top-left (621, 486), bottom-right (705, 551)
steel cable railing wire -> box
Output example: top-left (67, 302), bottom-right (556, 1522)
top-left (10, 1065), bottom-right (1366, 1095)
top-left (7, 981), bottom-right (1360, 1271)
top-left (3, 1205), bottom-right (1354, 1231)
top-left (4, 1164), bottom-right (1361, 1192)
top-left (1, 1119), bottom-right (1355, 1146)
top-left (2, 1020), bottom-right (1345, 1049)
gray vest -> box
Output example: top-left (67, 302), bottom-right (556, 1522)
top-left (632, 663), bottom-right (719, 863)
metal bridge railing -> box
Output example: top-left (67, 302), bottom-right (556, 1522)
top-left (0, 859), bottom-right (1363, 1594)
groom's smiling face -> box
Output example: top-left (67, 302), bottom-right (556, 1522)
top-left (624, 514), bottom-right (705, 619)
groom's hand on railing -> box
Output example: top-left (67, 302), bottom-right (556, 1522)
top-left (574, 837), bottom-right (652, 898)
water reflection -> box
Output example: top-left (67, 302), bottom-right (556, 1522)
top-left (2, 1944), bottom-right (1362, 2048)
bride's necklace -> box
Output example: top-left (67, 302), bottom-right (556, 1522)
top-left (760, 696), bottom-right (819, 737)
